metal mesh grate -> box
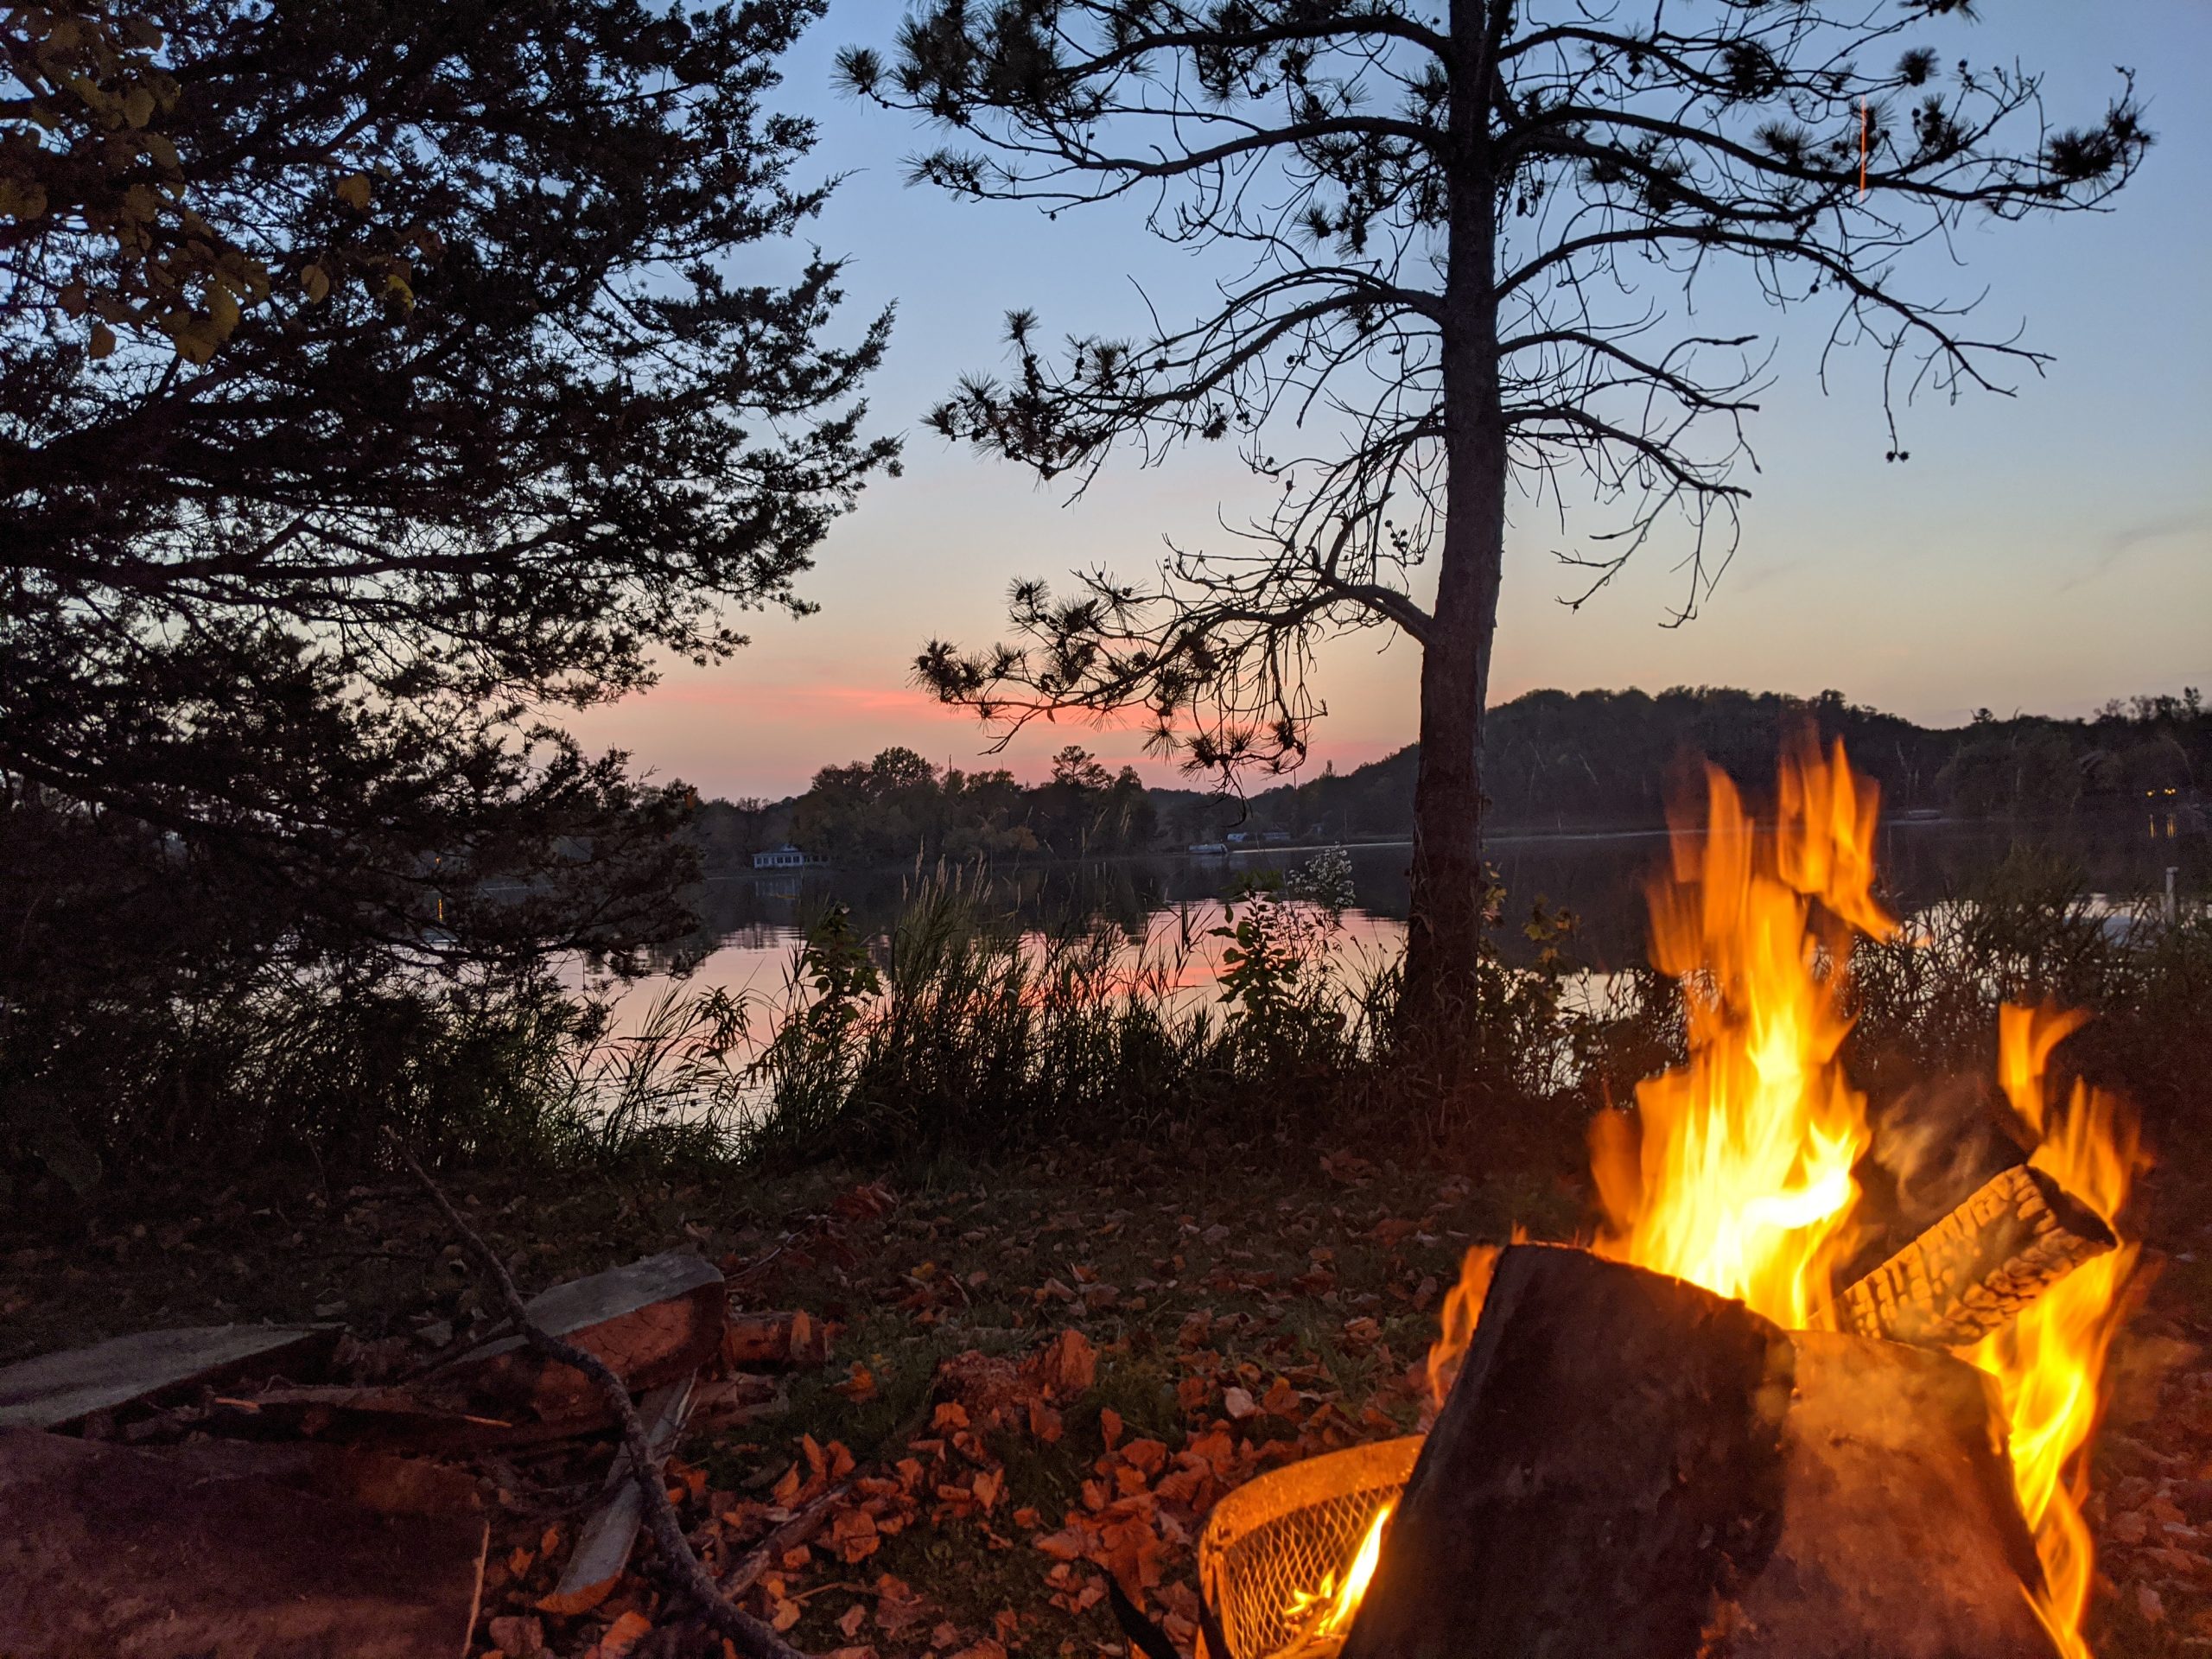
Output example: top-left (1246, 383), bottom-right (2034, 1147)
top-left (1195, 1438), bottom-right (1421, 1659)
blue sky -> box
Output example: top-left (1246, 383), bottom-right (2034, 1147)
top-left (570, 1), bottom-right (2212, 800)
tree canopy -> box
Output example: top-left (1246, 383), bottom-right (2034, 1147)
top-left (2, 0), bottom-right (896, 970)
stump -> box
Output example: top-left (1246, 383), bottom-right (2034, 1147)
top-left (1335, 1245), bottom-right (2060, 1659)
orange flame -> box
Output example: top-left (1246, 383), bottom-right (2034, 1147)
top-left (1591, 737), bottom-right (1891, 1327)
top-left (1424, 1243), bottom-right (1502, 1411)
top-left (1282, 1505), bottom-right (1391, 1645)
top-left (1967, 1007), bottom-right (2143, 1659)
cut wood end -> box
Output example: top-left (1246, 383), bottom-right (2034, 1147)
top-left (1821, 1163), bottom-right (2117, 1351)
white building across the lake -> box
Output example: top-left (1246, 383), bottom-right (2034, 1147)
top-left (751, 843), bottom-right (822, 870)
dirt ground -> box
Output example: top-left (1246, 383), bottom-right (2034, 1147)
top-left (5, 1135), bottom-right (2209, 1659)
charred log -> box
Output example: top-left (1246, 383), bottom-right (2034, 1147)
top-left (1335, 1244), bottom-right (1794, 1659)
top-left (1724, 1331), bottom-right (2054, 1657)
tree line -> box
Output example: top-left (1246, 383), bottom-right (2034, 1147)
top-left (1230, 688), bottom-right (2209, 842)
top-left (694, 744), bottom-right (1157, 869)
top-left (694, 688), bottom-right (2209, 869)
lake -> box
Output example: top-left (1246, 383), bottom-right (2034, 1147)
top-left (574, 810), bottom-right (2205, 1029)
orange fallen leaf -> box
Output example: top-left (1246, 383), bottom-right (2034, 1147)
top-left (1122, 1438), bottom-right (1168, 1475)
top-left (836, 1362), bottom-right (878, 1403)
top-left (535, 1575), bottom-right (617, 1618)
top-left (588, 1611), bottom-right (653, 1659)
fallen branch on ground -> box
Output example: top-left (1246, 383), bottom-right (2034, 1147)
top-left (392, 1139), bottom-right (808, 1659)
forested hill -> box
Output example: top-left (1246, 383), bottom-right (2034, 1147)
top-left (1149, 687), bottom-right (2210, 844)
top-left (694, 687), bottom-right (2207, 867)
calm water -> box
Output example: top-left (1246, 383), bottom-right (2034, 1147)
top-left (573, 811), bottom-right (2206, 1027)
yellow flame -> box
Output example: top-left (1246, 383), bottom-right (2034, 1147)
top-left (1966, 1007), bottom-right (2142, 1659)
top-left (1283, 1506), bottom-right (1391, 1643)
top-left (1591, 736), bottom-right (1890, 1327)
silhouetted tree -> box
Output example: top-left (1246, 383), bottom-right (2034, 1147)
top-left (849, 0), bottom-right (2148, 1050)
top-left (3, 0), bottom-right (895, 974)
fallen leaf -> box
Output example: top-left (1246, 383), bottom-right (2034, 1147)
top-left (836, 1361), bottom-right (878, 1402)
top-left (536, 1577), bottom-right (617, 1618)
top-left (589, 1611), bottom-right (653, 1659)
top-left (487, 1614), bottom-right (545, 1657)
top-left (1027, 1397), bottom-right (1063, 1443)
top-left (1027, 1329), bottom-right (1096, 1398)
top-left (1224, 1386), bottom-right (1258, 1421)
top-left (840, 1605), bottom-right (869, 1639)
top-left (831, 1507), bottom-right (883, 1562)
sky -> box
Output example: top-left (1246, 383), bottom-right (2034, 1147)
top-left (569, 1), bottom-right (2212, 803)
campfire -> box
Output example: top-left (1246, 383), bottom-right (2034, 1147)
top-left (1197, 741), bottom-right (2142, 1659)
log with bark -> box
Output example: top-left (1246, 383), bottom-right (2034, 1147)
top-left (423, 1250), bottom-right (726, 1433)
top-left (1335, 1244), bottom-right (2059, 1659)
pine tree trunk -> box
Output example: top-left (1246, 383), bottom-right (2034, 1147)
top-left (1397, 0), bottom-right (1508, 1063)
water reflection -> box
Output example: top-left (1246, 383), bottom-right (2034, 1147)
top-left (573, 817), bottom-right (2202, 1022)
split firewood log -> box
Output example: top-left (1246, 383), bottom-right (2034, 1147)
top-left (1819, 1162), bottom-right (2114, 1349)
top-left (0, 1427), bottom-right (487, 1659)
top-left (425, 1251), bottom-right (726, 1430)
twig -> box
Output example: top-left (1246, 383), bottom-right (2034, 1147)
top-left (720, 1483), bottom-right (851, 1598)
top-left (391, 1139), bottom-right (809, 1659)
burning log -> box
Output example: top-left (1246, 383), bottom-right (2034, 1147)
top-left (1336, 1244), bottom-right (1793, 1659)
top-left (1821, 1163), bottom-right (2115, 1350)
top-left (1333, 1245), bottom-right (2060, 1659)
top-left (1725, 1331), bottom-right (2051, 1657)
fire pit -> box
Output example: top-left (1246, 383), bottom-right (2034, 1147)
top-left (1189, 740), bottom-right (2143, 1659)
top-left (1195, 1437), bottom-right (1417, 1659)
